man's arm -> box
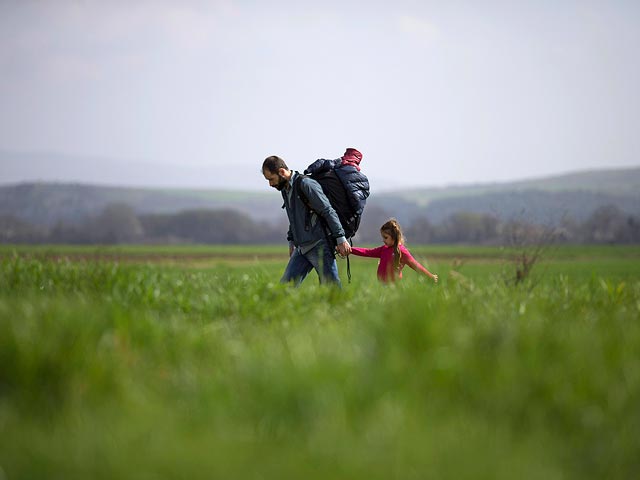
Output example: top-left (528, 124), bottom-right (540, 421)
top-left (299, 177), bottom-right (351, 255)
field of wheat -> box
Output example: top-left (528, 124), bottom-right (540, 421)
top-left (1, 245), bottom-right (639, 479)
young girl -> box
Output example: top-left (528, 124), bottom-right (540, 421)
top-left (350, 218), bottom-right (438, 284)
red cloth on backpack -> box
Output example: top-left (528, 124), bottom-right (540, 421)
top-left (341, 148), bottom-right (362, 171)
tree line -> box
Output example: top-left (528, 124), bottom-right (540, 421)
top-left (398, 205), bottom-right (640, 245)
top-left (1, 202), bottom-right (639, 245)
top-left (0, 204), bottom-right (285, 245)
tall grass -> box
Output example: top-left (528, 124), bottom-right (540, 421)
top-left (0, 250), bottom-right (639, 479)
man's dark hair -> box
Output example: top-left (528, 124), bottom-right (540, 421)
top-left (262, 155), bottom-right (288, 174)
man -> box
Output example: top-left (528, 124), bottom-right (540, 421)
top-left (262, 155), bottom-right (352, 286)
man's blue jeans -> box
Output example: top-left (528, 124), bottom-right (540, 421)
top-left (281, 239), bottom-right (341, 287)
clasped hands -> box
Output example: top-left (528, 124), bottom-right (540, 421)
top-left (335, 241), bottom-right (352, 257)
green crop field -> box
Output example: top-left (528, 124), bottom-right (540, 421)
top-left (1, 244), bottom-right (639, 479)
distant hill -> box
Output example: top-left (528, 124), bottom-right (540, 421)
top-left (0, 183), bottom-right (282, 227)
top-left (371, 167), bottom-right (640, 225)
top-left (421, 189), bottom-right (640, 225)
top-left (382, 167), bottom-right (640, 206)
top-left (1, 166), bottom-right (639, 229)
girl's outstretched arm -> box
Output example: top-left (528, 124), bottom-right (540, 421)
top-left (401, 247), bottom-right (438, 283)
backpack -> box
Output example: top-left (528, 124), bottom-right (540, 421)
top-left (304, 169), bottom-right (361, 239)
top-left (301, 163), bottom-right (369, 239)
top-left (297, 153), bottom-right (370, 283)
top-left (301, 151), bottom-right (369, 240)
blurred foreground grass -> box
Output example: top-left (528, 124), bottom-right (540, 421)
top-left (1, 246), bottom-right (639, 479)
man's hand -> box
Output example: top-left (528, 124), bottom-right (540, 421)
top-left (289, 243), bottom-right (294, 257)
top-left (336, 240), bottom-right (351, 257)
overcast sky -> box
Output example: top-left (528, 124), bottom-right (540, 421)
top-left (1, 0), bottom-right (638, 190)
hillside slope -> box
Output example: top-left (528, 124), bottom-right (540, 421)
top-left (384, 167), bottom-right (640, 206)
top-left (0, 183), bottom-right (282, 227)
top-left (1, 166), bottom-right (639, 228)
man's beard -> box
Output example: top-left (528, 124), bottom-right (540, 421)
top-left (274, 175), bottom-right (287, 191)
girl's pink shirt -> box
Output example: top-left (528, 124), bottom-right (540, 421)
top-left (351, 244), bottom-right (430, 282)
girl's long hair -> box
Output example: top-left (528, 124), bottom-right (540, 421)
top-left (380, 218), bottom-right (405, 269)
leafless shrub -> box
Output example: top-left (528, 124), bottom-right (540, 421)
top-left (502, 216), bottom-right (559, 287)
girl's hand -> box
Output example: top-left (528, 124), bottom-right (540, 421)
top-left (432, 274), bottom-right (438, 284)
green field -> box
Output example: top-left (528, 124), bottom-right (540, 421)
top-left (1, 245), bottom-right (639, 479)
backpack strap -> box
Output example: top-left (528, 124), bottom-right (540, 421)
top-left (293, 174), bottom-right (313, 232)
top-left (346, 238), bottom-right (352, 283)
